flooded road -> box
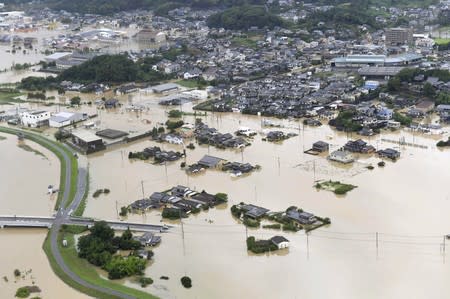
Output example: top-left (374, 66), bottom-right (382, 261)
top-left (2, 89), bottom-right (450, 299)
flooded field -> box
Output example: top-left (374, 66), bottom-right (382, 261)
top-left (2, 89), bottom-right (450, 298)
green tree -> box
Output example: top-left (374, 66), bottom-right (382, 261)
top-left (214, 193), bottom-right (228, 203)
top-left (423, 82), bottom-right (436, 97)
top-left (70, 96), bottom-right (81, 106)
top-left (387, 77), bottom-right (401, 92)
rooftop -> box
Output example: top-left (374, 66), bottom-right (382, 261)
top-left (72, 130), bottom-right (102, 143)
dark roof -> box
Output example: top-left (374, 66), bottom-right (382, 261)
top-left (198, 155), bottom-right (224, 168)
top-left (270, 236), bottom-right (289, 245)
top-left (242, 204), bottom-right (270, 218)
top-left (96, 129), bottom-right (128, 139)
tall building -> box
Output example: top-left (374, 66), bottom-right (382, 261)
top-left (385, 28), bottom-right (413, 46)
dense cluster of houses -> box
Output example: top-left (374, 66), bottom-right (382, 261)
top-left (128, 146), bottom-right (183, 163)
top-left (129, 185), bottom-right (225, 216)
top-left (195, 122), bottom-right (249, 149)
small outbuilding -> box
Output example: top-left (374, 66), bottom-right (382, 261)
top-left (270, 236), bottom-right (290, 249)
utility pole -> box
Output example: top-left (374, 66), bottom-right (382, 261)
top-left (444, 235), bottom-right (446, 254)
top-left (376, 232), bottom-right (379, 259)
top-left (277, 157), bottom-right (280, 175)
top-left (141, 180), bottom-right (145, 198)
top-left (306, 232), bottom-right (310, 260)
top-left (180, 209), bottom-right (186, 257)
top-left (115, 201), bottom-right (119, 219)
top-left (164, 161), bottom-right (168, 182)
top-left (313, 160), bottom-right (316, 182)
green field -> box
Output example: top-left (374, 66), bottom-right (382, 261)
top-left (434, 38), bottom-right (450, 45)
top-left (175, 79), bottom-right (199, 88)
top-left (43, 231), bottom-right (158, 299)
top-left (0, 90), bottom-right (24, 104)
top-left (231, 37), bottom-right (259, 49)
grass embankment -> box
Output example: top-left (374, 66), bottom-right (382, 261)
top-left (0, 89), bottom-right (24, 104)
top-left (73, 170), bottom-right (89, 217)
top-left (0, 126), bottom-right (78, 210)
top-left (42, 229), bottom-right (158, 299)
top-left (315, 180), bottom-right (356, 195)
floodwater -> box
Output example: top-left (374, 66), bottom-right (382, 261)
top-left (0, 134), bottom-right (89, 299)
top-left (3, 90), bottom-right (450, 298)
top-left (0, 133), bottom-right (59, 216)
top-left (81, 94), bottom-right (450, 299)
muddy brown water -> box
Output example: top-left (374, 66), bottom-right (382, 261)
top-left (2, 91), bottom-right (450, 298)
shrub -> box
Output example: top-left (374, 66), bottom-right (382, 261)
top-left (282, 223), bottom-right (299, 232)
top-left (230, 205), bottom-right (242, 218)
top-left (378, 161), bottom-right (385, 167)
top-left (119, 206), bottom-right (128, 217)
top-left (334, 185), bottom-right (355, 195)
top-left (139, 277), bottom-right (154, 287)
top-left (160, 276), bottom-right (169, 280)
top-left (262, 224), bottom-right (281, 229)
top-left (168, 110), bottom-right (182, 118)
top-left (103, 188), bottom-right (110, 194)
top-left (181, 276), bottom-right (192, 288)
top-left (214, 193), bottom-right (228, 203)
top-left (92, 189), bottom-right (103, 198)
top-left (14, 269), bottom-right (21, 277)
top-left (15, 287), bottom-right (30, 298)
top-left (165, 120), bottom-right (184, 130)
top-left (243, 217), bottom-right (260, 228)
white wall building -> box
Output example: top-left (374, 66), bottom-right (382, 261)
top-left (328, 150), bottom-right (355, 164)
top-left (20, 110), bottom-right (51, 127)
top-left (49, 111), bottom-right (87, 128)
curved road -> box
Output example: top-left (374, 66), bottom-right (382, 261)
top-left (1, 127), bottom-right (136, 299)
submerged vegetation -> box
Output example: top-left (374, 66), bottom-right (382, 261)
top-left (315, 180), bottom-right (357, 195)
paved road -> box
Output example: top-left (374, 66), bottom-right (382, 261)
top-left (0, 127), bottom-right (137, 299)
top-left (0, 215), bottom-right (168, 232)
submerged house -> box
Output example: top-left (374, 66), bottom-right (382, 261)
top-left (377, 148), bottom-right (400, 160)
top-left (270, 236), bottom-right (290, 249)
top-left (328, 150), bottom-right (354, 164)
top-left (343, 139), bottom-right (376, 153)
top-left (312, 141), bottom-right (329, 152)
top-left (286, 210), bottom-right (316, 225)
top-left (134, 232), bottom-right (161, 246)
top-left (241, 204), bottom-right (270, 219)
